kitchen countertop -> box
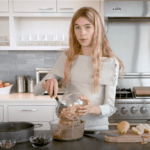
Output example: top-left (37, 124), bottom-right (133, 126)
top-left (5, 130), bottom-right (150, 150)
top-left (0, 93), bottom-right (56, 101)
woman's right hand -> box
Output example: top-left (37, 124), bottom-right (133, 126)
top-left (44, 78), bottom-right (58, 98)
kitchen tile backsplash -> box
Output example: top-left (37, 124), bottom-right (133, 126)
top-left (0, 51), bottom-right (63, 92)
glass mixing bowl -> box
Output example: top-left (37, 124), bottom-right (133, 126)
top-left (50, 119), bottom-right (85, 141)
top-left (55, 92), bottom-right (85, 120)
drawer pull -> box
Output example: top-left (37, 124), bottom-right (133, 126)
top-left (39, 8), bottom-right (54, 10)
top-left (22, 109), bottom-right (38, 112)
top-left (60, 8), bottom-right (74, 10)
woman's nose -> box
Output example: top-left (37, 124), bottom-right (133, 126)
top-left (80, 28), bottom-right (86, 36)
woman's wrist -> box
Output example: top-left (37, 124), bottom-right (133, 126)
top-left (89, 105), bottom-right (101, 115)
top-left (42, 81), bottom-right (46, 89)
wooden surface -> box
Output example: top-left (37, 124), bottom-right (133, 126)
top-left (105, 130), bottom-right (150, 143)
top-left (133, 87), bottom-right (150, 96)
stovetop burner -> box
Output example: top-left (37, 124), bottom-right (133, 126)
top-left (116, 88), bottom-right (134, 99)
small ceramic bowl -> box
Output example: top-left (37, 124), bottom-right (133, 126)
top-left (0, 139), bottom-right (16, 149)
top-left (30, 135), bottom-right (52, 148)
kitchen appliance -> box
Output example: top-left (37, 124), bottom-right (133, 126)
top-left (104, 1), bottom-right (150, 73)
top-left (104, 1), bottom-right (150, 127)
top-left (109, 73), bottom-right (150, 125)
top-left (36, 68), bottom-right (65, 95)
top-left (0, 122), bottom-right (42, 143)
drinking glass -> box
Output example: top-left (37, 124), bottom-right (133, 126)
top-left (0, 36), bottom-right (4, 46)
top-left (43, 34), bottom-right (48, 46)
top-left (18, 34), bottom-right (27, 46)
top-left (39, 34), bottom-right (45, 46)
top-left (61, 34), bottom-right (69, 46)
top-left (35, 34), bottom-right (40, 46)
top-left (49, 34), bottom-right (57, 46)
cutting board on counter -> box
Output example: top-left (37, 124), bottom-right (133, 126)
top-left (105, 130), bottom-right (150, 143)
top-left (133, 87), bottom-right (150, 96)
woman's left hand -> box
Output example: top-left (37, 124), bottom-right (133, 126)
top-left (77, 95), bottom-right (93, 116)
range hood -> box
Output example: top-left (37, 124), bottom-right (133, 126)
top-left (104, 1), bottom-right (150, 21)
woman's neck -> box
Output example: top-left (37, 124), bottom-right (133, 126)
top-left (81, 46), bottom-right (93, 56)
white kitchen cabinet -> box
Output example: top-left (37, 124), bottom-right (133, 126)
top-left (0, 17), bottom-right (9, 46)
top-left (13, 0), bottom-right (56, 13)
top-left (0, 106), bottom-right (3, 122)
top-left (0, 0), bottom-right (9, 13)
top-left (8, 105), bottom-right (54, 122)
top-left (57, 0), bottom-right (100, 13)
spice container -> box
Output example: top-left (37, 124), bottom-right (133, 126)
top-left (0, 139), bottom-right (16, 149)
top-left (30, 135), bottom-right (52, 148)
top-left (27, 78), bottom-right (36, 93)
top-left (16, 76), bottom-right (26, 93)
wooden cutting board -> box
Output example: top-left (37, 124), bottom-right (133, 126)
top-left (105, 130), bottom-right (150, 143)
top-left (133, 87), bottom-right (150, 96)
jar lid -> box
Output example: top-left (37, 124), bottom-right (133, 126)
top-left (15, 76), bottom-right (25, 80)
top-left (27, 79), bottom-right (36, 83)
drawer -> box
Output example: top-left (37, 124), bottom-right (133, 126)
top-left (57, 0), bottom-right (100, 13)
top-left (0, 0), bottom-right (9, 12)
top-left (8, 105), bottom-right (54, 122)
top-left (0, 106), bottom-right (3, 122)
top-left (13, 0), bottom-right (56, 13)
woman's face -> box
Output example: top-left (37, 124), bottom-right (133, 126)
top-left (74, 17), bottom-right (94, 48)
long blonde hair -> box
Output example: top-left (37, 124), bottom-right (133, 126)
top-left (61, 7), bottom-right (124, 93)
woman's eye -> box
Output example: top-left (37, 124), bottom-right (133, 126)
top-left (75, 26), bottom-right (80, 30)
top-left (86, 26), bottom-right (91, 29)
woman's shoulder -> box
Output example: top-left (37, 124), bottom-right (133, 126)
top-left (102, 56), bottom-right (119, 66)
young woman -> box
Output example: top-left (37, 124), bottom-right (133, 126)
top-left (34, 7), bottom-right (124, 130)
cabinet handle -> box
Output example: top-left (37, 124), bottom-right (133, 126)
top-left (22, 109), bottom-right (38, 112)
top-left (39, 8), bottom-right (54, 10)
top-left (60, 8), bottom-right (74, 10)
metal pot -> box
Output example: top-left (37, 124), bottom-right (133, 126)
top-left (0, 122), bottom-right (42, 143)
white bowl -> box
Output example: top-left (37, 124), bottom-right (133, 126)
top-left (0, 84), bottom-right (13, 95)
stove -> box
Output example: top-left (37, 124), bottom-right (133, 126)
top-left (109, 73), bottom-right (150, 124)
top-left (116, 88), bottom-right (133, 99)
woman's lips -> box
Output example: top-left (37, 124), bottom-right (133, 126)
top-left (80, 39), bottom-right (88, 42)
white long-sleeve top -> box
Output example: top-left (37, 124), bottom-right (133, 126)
top-left (34, 52), bottom-right (119, 130)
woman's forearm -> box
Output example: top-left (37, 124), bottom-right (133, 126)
top-left (89, 105), bottom-right (101, 115)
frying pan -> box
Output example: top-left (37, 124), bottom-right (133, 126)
top-left (0, 122), bottom-right (42, 143)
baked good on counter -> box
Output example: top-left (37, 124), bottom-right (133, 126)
top-left (117, 121), bottom-right (130, 134)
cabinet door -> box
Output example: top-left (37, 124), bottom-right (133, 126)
top-left (57, 0), bottom-right (100, 13)
top-left (8, 105), bottom-right (54, 122)
top-left (0, 0), bottom-right (9, 12)
top-left (0, 106), bottom-right (3, 122)
top-left (13, 0), bottom-right (56, 13)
